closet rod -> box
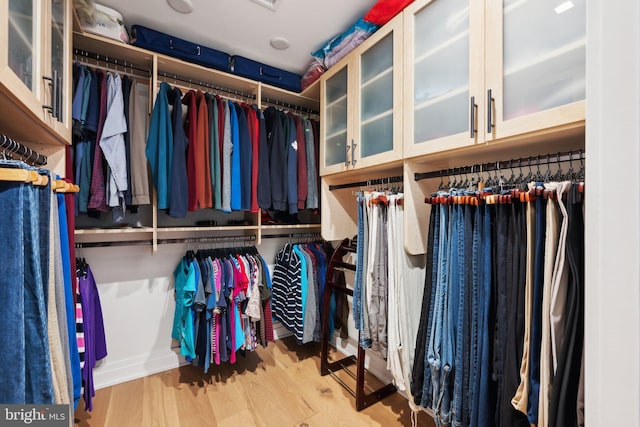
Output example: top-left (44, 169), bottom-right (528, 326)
top-left (0, 133), bottom-right (47, 166)
top-left (328, 175), bottom-right (403, 191)
top-left (262, 96), bottom-right (319, 115)
top-left (73, 49), bottom-right (151, 75)
top-left (261, 232), bottom-right (322, 240)
top-left (75, 234), bottom-right (257, 249)
top-left (414, 150), bottom-right (586, 182)
top-left (159, 72), bottom-right (257, 100)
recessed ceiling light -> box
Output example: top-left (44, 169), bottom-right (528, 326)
top-left (554, 1), bottom-right (574, 14)
top-left (167, 0), bottom-right (194, 14)
top-left (270, 37), bottom-right (290, 50)
top-left (251, 0), bottom-right (280, 12)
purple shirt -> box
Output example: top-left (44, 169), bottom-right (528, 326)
top-left (78, 265), bottom-right (107, 411)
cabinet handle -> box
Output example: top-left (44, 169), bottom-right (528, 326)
top-left (56, 71), bottom-right (63, 122)
top-left (470, 96), bottom-right (477, 138)
top-left (351, 140), bottom-right (357, 167)
top-left (345, 142), bottom-right (350, 167)
top-left (487, 89), bottom-right (495, 134)
top-left (42, 75), bottom-right (54, 116)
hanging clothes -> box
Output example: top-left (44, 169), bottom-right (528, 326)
top-left (271, 241), bottom-right (332, 344)
top-left (0, 161), bottom-right (87, 408)
top-left (171, 246), bottom-right (274, 370)
top-left (413, 180), bottom-right (585, 427)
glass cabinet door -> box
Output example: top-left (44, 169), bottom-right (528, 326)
top-left (359, 32), bottom-right (394, 159)
top-left (502, 0), bottom-right (585, 121)
top-left (323, 66), bottom-right (349, 170)
top-left (8, 0), bottom-right (39, 94)
top-left (411, 0), bottom-right (470, 146)
top-left (50, 0), bottom-right (66, 123)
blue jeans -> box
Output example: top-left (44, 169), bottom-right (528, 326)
top-left (451, 200), bottom-right (467, 427)
top-left (421, 202), bottom-right (441, 409)
top-left (528, 184), bottom-right (547, 424)
top-left (474, 204), bottom-right (495, 427)
top-left (0, 161), bottom-right (54, 404)
top-left (426, 201), bottom-right (449, 419)
top-left (468, 203), bottom-right (482, 425)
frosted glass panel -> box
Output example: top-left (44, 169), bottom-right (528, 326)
top-left (361, 33), bottom-right (393, 82)
top-left (326, 98), bottom-right (347, 135)
top-left (361, 113), bottom-right (393, 158)
top-left (51, 0), bottom-right (65, 121)
top-left (414, 91), bottom-right (468, 143)
top-left (8, 0), bottom-right (37, 91)
top-left (324, 66), bottom-right (348, 167)
top-left (414, 0), bottom-right (469, 58)
top-left (361, 71), bottom-right (393, 122)
top-left (326, 67), bottom-right (348, 103)
top-left (503, 0), bottom-right (585, 120)
top-left (413, 0), bottom-right (469, 144)
top-left (414, 37), bottom-right (468, 105)
top-left (325, 131), bottom-right (347, 166)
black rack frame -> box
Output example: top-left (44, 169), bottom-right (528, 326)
top-left (0, 133), bottom-right (47, 166)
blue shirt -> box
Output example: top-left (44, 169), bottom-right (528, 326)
top-left (146, 82), bottom-right (173, 209)
top-left (230, 102), bottom-right (242, 211)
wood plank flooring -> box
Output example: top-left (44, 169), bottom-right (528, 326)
top-left (74, 336), bottom-right (436, 427)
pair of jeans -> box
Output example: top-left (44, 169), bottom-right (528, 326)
top-left (473, 204), bottom-right (495, 427)
top-left (421, 204), bottom-right (441, 409)
top-left (353, 195), bottom-right (364, 331)
top-left (426, 201), bottom-right (450, 421)
top-left (0, 161), bottom-right (54, 404)
top-left (528, 183), bottom-right (548, 424)
top-left (451, 199), bottom-right (469, 427)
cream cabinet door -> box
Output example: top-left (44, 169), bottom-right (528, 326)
top-left (403, 0), bottom-right (485, 158)
top-left (352, 14), bottom-right (403, 169)
top-left (320, 60), bottom-right (352, 176)
top-left (484, 0), bottom-right (586, 141)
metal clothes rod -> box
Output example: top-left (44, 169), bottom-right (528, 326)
top-left (328, 175), bottom-right (403, 191)
top-left (262, 96), bottom-right (319, 116)
top-left (0, 133), bottom-right (47, 166)
top-left (75, 234), bottom-right (256, 249)
top-left (414, 150), bottom-right (585, 182)
top-left (261, 232), bottom-right (322, 240)
top-left (73, 49), bottom-right (151, 75)
top-left (159, 72), bottom-right (257, 100)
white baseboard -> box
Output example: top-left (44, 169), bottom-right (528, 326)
top-left (93, 348), bottom-right (187, 390)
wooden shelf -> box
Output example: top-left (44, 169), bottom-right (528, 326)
top-left (261, 224), bottom-right (321, 230)
top-left (73, 31), bottom-right (154, 69)
top-left (261, 81), bottom-right (321, 112)
top-left (157, 225), bottom-right (259, 233)
top-left (75, 227), bottom-right (154, 235)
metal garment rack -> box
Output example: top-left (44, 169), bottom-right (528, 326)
top-left (320, 237), bottom-right (397, 411)
top-left (261, 231), bottom-right (322, 240)
top-left (75, 234), bottom-right (257, 249)
top-left (73, 49), bottom-right (151, 75)
top-left (262, 96), bottom-right (319, 116)
top-left (159, 71), bottom-right (257, 101)
top-left (414, 150), bottom-right (585, 181)
top-left (0, 133), bottom-right (47, 166)
top-left (328, 175), bottom-right (403, 191)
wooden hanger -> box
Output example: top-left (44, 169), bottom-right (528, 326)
top-left (0, 167), bottom-right (48, 186)
top-left (52, 180), bottom-right (79, 193)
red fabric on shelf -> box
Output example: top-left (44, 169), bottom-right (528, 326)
top-left (364, 0), bottom-right (415, 25)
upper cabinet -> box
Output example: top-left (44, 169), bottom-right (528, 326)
top-left (484, 0), bottom-right (585, 141)
top-left (0, 0), bottom-right (72, 145)
top-left (403, 0), bottom-right (585, 158)
top-left (320, 15), bottom-right (403, 176)
top-left (403, 0), bottom-right (484, 157)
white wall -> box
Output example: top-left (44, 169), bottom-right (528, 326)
top-left (585, 1), bottom-right (640, 424)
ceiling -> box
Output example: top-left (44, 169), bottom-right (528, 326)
top-left (94, 0), bottom-right (377, 75)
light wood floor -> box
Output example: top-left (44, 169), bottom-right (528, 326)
top-left (74, 336), bottom-right (436, 427)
